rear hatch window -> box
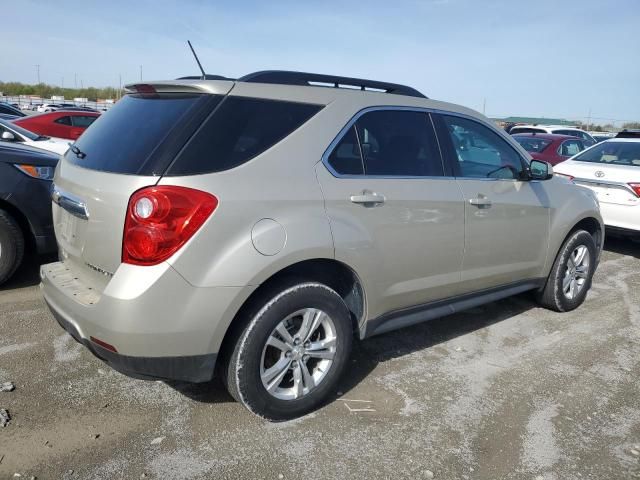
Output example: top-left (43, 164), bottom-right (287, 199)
top-left (66, 93), bottom-right (219, 175)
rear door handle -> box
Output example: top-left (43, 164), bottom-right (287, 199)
top-left (350, 192), bottom-right (386, 206)
top-left (469, 196), bottom-right (492, 208)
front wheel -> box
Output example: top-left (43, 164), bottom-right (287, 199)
top-left (225, 282), bottom-right (353, 420)
top-left (536, 229), bottom-right (597, 312)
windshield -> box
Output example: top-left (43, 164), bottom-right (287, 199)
top-left (573, 141), bottom-right (640, 167)
top-left (0, 118), bottom-right (40, 141)
top-left (513, 136), bottom-right (552, 153)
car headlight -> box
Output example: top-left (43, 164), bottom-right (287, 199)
top-left (14, 164), bottom-right (55, 180)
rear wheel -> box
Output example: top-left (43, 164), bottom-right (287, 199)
top-left (225, 282), bottom-right (352, 420)
top-left (0, 210), bottom-right (25, 286)
top-left (537, 229), bottom-right (597, 312)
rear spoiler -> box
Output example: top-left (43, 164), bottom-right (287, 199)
top-left (124, 80), bottom-right (234, 96)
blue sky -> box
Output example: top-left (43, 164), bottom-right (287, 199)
top-left (2, 0), bottom-right (639, 124)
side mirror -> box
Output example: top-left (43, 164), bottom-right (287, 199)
top-left (529, 159), bottom-right (553, 180)
top-left (1, 131), bottom-right (15, 141)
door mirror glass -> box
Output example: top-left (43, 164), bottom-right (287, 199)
top-left (530, 159), bottom-right (553, 180)
top-left (1, 131), bottom-right (15, 141)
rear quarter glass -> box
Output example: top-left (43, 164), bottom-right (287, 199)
top-left (165, 96), bottom-right (323, 176)
top-left (65, 93), bottom-right (220, 175)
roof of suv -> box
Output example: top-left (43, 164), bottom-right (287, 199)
top-left (511, 133), bottom-right (584, 141)
top-left (123, 70), bottom-right (493, 129)
top-left (174, 70), bottom-right (428, 98)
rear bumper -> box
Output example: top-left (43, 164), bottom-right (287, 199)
top-left (600, 203), bottom-right (640, 233)
top-left (40, 260), bottom-right (253, 383)
top-left (47, 301), bottom-right (216, 382)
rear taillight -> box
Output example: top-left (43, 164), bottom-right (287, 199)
top-left (122, 186), bottom-right (218, 266)
top-left (556, 173), bottom-right (575, 182)
top-left (629, 183), bottom-right (640, 197)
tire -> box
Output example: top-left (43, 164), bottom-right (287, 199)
top-left (0, 210), bottom-right (25, 286)
top-left (225, 282), bottom-right (353, 420)
top-left (536, 229), bottom-right (597, 312)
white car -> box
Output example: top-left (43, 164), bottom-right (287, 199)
top-left (510, 124), bottom-right (596, 146)
top-left (555, 138), bottom-right (640, 236)
top-left (37, 103), bottom-right (63, 113)
top-left (0, 118), bottom-right (69, 155)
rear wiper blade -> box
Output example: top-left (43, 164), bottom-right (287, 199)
top-left (70, 144), bottom-right (86, 159)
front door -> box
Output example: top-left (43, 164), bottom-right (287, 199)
top-left (316, 109), bottom-right (465, 321)
top-left (434, 113), bottom-right (550, 292)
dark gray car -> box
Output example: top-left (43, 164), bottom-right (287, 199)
top-left (0, 142), bottom-right (58, 284)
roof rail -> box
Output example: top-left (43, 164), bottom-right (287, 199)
top-left (238, 70), bottom-right (427, 98)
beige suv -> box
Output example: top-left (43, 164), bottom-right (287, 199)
top-left (40, 71), bottom-right (603, 420)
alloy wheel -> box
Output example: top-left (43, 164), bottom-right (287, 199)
top-left (260, 308), bottom-right (337, 400)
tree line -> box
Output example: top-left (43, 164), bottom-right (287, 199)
top-left (0, 81), bottom-right (120, 101)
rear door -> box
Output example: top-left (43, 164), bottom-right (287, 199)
top-left (52, 88), bottom-right (229, 291)
top-left (434, 113), bottom-right (550, 292)
top-left (316, 108), bottom-right (464, 320)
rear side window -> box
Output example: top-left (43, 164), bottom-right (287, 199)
top-left (558, 139), bottom-right (583, 157)
top-left (168, 97), bottom-right (322, 175)
top-left (72, 115), bottom-right (97, 128)
top-left (55, 116), bottom-right (72, 126)
top-left (66, 94), bottom-right (214, 175)
top-left (513, 136), bottom-right (552, 153)
top-left (355, 110), bottom-right (443, 176)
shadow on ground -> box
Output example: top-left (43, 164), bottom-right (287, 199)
top-left (0, 253), bottom-right (57, 291)
top-left (604, 234), bottom-right (640, 259)
top-left (175, 292), bottom-right (537, 407)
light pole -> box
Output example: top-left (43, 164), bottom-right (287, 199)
top-left (35, 64), bottom-right (40, 84)
top-left (140, 65), bottom-right (143, 81)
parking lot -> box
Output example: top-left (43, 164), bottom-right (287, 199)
top-left (0, 237), bottom-right (637, 479)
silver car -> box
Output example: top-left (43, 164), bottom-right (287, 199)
top-left (41, 71), bottom-right (603, 420)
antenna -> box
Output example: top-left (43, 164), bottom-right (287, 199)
top-left (187, 40), bottom-right (206, 80)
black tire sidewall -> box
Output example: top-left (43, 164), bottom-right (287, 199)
top-left (551, 230), bottom-right (597, 311)
top-left (0, 211), bottom-right (22, 285)
top-left (234, 283), bottom-right (352, 420)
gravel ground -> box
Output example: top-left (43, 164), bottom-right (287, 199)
top-left (0, 237), bottom-right (639, 480)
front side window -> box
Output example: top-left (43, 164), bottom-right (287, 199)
top-left (354, 110), bottom-right (443, 176)
top-left (442, 115), bottom-right (524, 179)
top-left (573, 141), bottom-right (640, 167)
top-left (558, 139), bottom-right (584, 157)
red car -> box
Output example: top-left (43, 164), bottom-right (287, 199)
top-left (14, 111), bottom-right (100, 141)
top-left (512, 133), bottom-right (587, 165)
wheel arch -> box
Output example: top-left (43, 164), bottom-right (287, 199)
top-left (543, 214), bottom-right (603, 281)
top-left (215, 258), bottom-right (366, 374)
top-left (0, 198), bottom-right (35, 252)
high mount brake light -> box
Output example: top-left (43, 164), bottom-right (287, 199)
top-left (122, 186), bottom-right (218, 266)
top-left (130, 84), bottom-right (157, 94)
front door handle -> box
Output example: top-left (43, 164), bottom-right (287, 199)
top-left (350, 192), bottom-right (386, 206)
top-left (469, 196), bottom-right (492, 208)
